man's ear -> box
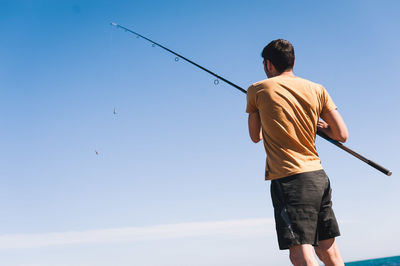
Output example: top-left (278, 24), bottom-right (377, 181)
top-left (266, 60), bottom-right (271, 72)
top-left (267, 60), bottom-right (276, 73)
top-left (263, 60), bottom-right (268, 73)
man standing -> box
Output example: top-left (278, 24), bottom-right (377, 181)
top-left (246, 39), bottom-right (348, 266)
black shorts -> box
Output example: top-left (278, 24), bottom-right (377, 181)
top-left (270, 169), bottom-right (340, 250)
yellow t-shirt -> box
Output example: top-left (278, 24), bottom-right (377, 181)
top-left (246, 76), bottom-right (337, 180)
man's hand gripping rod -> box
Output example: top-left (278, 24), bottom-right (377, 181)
top-left (110, 22), bottom-right (392, 176)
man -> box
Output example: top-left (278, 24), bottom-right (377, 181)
top-left (246, 39), bottom-right (348, 266)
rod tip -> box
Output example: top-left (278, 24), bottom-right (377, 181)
top-left (387, 171), bottom-right (392, 176)
top-left (110, 22), bottom-right (118, 27)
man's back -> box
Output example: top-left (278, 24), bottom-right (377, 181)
top-left (246, 76), bottom-right (337, 180)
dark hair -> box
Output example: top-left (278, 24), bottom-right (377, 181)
top-left (261, 39), bottom-right (295, 73)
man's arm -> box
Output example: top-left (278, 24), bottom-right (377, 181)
top-left (318, 109), bottom-right (349, 143)
top-left (248, 112), bottom-right (263, 143)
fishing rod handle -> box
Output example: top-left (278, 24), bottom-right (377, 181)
top-left (366, 160), bottom-right (392, 176)
top-left (317, 130), bottom-right (392, 176)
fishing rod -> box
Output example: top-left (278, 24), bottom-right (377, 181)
top-left (110, 22), bottom-right (392, 176)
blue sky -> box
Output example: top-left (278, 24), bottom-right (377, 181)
top-left (1, 0), bottom-right (399, 265)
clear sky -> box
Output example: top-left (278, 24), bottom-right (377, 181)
top-left (1, 0), bottom-right (399, 265)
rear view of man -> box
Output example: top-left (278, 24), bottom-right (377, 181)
top-left (246, 39), bottom-right (348, 266)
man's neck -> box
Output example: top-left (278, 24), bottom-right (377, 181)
top-left (278, 70), bottom-right (295, 77)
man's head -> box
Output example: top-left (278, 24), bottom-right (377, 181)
top-left (261, 39), bottom-right (295, 78)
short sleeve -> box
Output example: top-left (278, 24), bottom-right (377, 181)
top-left (246, 85), bottom-right (258, 113)
top-left (320, 86), bottom-right (337, 116)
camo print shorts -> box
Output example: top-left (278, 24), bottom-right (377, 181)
top-left (270, 169), bottom-right (340, 250)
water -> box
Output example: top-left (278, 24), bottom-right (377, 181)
top-left (346, 255), bottom-right (400, 265)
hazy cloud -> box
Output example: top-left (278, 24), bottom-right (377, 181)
top-left (0, 218), bottom-right (275, 249)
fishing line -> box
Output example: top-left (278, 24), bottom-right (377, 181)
top-left (109, 22), bottom-right (392, 176)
